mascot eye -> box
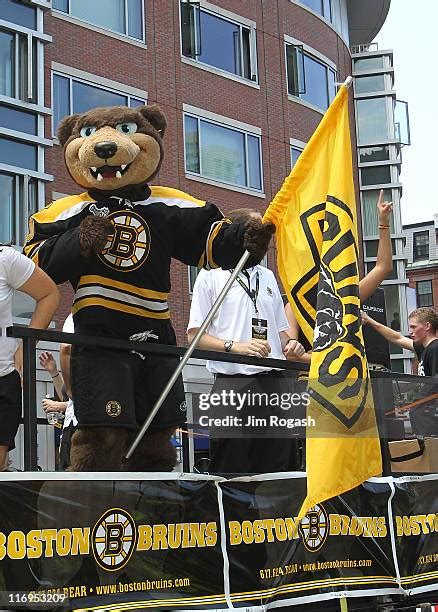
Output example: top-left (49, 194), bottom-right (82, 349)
top-left (80, 126), bottom-right (97, 137)
top-left (116, 122), bottom-right (138, 134)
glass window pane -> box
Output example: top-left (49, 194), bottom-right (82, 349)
top-left (359, 146), bottom-right (389, 163)
top-left (383, 285), bottom-right (402, 332)
top-left (127, 0), bottom-right (143, 40)
top-left (328, 68), bottom-right (336, 103)
top-left (395, 99), bottom-right (411, 146)
top-left (361, 165), bottom-right (391, 186)
top-left (247, 135), bottom-right (261, 191)
top-left (413, 231), bottom-right (429, 261)
top-left (366, 260), bottom-right (398, 280)
top-left (356, 98), bottom-right (389, 144)
top-left (362, 189), bottom-right (394, 236)
top-left (0, 105), bottom-right (37, 135)
top-left (0, 173), bottom-right (14, 244)
top-left (70, 0), bottom-right (126, 36)
top-left (198, 11), bottom-right (243, 76)
top-left (2, 0), bottom-right (37, 29)
top-left (323, 0), bottom-right (332, 21)
top-left (200, 120), bottom-right (246, 187)
top-left (242, 27), bottom-right (251, 80)
top-left (129, 97), bottom-right (145, 108)
top-left (301, 54), bottom-right (328, 110)
top-left (53, 0), bottom-right (68, 11)
top-left (53, 74), bottom-right (70, 133)
top-left (291, 146), bottom-right (302, 167)
top-left (390, 359), bottom-right (404, 373)
top-left (0, 137), bottom-right (37, 171)
top-left (355, 74), bottom-right (385, 94)
top-left (0, 30), bottom-right (14, 98)
top-left (354, 56), bottom-right (384, 72)
top-left (184, 115), bottom-right (199, 173)
top-left (365, 239), bottom-right (396, 257)
top-left (72, 81), bottom-right (126, 114)
top-left (417, 281), bottom-right (433, 307)
top-left (300, 0), bottom-right (323, 15)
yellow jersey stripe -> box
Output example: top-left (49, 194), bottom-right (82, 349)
top-left (31, 193), bottom-right (92, 224)
top-left (150, 186), bottom-right (205, 206)
top-left (72, 297), bottom-right (170, 320)
top-left (206, 219), bottom-right (230, 269)
top-left (78, 275), bottom-right (169, 301)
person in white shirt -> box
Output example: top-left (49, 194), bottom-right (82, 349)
top-left (187, 209), bottom-right (305, 475)
top-left (0, 246), bottom-right (59, 471)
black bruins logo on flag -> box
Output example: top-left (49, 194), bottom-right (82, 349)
top-left (293, 196), bottom-right (370, 430)
top-left (99, 210), bottom-right (151, 272)
top-left (92, 508), bottom-right (137, 571)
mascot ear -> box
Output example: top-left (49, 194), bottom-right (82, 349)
top-left (137, 104), bottom-right (167, 137)
top-left (57, 114), bottom-right (80, 146)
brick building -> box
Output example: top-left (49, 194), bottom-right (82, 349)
top-left (2, 0), bottom-right (390, 342)
top-left (404, 216), bottom-right (438, 310)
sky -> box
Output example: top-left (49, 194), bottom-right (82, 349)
top-left (374, 0), bottom-right (437, 225)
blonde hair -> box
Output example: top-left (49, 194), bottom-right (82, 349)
top-left (408, 307), bottom-right (438, 332)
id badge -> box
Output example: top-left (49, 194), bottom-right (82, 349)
top-left (252, 318), bottom-right (268, 340)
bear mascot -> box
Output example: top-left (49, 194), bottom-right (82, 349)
top-left (24, 104), bottom-right (274, 472)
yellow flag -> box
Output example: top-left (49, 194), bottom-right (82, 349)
top-left (263, 83), bottom-right (382, 519)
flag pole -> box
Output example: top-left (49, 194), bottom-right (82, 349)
top-left (124, 249), bottom-right (251, 461)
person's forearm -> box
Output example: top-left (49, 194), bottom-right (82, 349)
top-left (189, 332), bottom-right (227, 351)
top-left (366, 316), bottom-right (403, 344)
top-left (375, 225), bottom-right (393, 276)
top-left (52, 372), bottom-right (65, 399)
top-left (60, 345), bottom-right (72, 399)
top-left (29, 293), bottom-right (59, 330)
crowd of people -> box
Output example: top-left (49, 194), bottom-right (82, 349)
top-left (1, 191), bottom-right (437, 473)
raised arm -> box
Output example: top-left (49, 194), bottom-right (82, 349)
top-left (361, 311), bottom-right (413, 352)
top-left (359, 190), bottom-right (393, 302)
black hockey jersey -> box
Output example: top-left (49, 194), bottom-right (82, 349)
top-left (24, 185), bottom-right (249, 337)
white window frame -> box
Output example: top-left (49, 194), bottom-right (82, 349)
top-left (51, 63), bottom-right (148, 137)
top-left (179, 0), bottom-right (259, 87)
top-left (183, 104), bottom-right (264, 198)
top-left (284, 35), bottom-right (337, 114)
top-left (294, 0), bottom-right (333, 22)
top-left (290, 137), bottom-right (306, 169)
top-left (51, 0), bottom-right (146, 46)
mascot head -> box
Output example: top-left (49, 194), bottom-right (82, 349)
top-left (57, 104), bottom-right (167, 193)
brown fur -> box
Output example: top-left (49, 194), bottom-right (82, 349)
top-left (122, 428), bottom-right (177, 472)
top-left (78, 216), bottom-right (113, 257)
top-left (244, 218), bottom-right (276, 262)
top-left (68, 427), bottom-right (130, 472)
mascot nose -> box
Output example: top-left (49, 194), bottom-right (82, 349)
top-left (94, 141), bottom-right (118, 159)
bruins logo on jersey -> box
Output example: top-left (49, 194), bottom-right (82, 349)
top-left (92, 508), bottom-right (137, 571)
top-left (99, 210), bottom-right (151, 272)
top-left (299, 503), bottom-right (329, 552)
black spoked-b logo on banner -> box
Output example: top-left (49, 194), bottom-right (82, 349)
top-left (92, 508), bottom-right (137, 571)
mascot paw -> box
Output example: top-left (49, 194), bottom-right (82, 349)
top-left (243, 218), bottom-right (275, 263)
top-left (79, 216), bottom-right (113, 257)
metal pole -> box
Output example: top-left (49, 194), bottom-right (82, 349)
top-left (124, 249), bottom-right (251, 460)
top-left (22, 337), bottom-right (38, 471)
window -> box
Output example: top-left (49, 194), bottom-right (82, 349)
top-left (360, 165), bottom-right (391, 186)
top-left (353, 56), bottom-right (384, 72)
top-left (53, 72), bottom-right (146, 133)
top-left (189, 265), bottom-right (201, 294)
top-left (286, 43), bottom-right (336, 111)
top-left (413, 231), bottom-right (429, 261)
top-left (366, 260), bottom-right (398, 281)
top-left (0, 137), bottom-right (37, 171)
top-left (356, 98), bottom-right (389, 144)
top-left (0, 105), bottom-right (37, 135)
top-left (291, 146), bottom-right (303, 168)
top-left (0, 172), bottom-right (37, 245)
top-left (0, 28), bottom-right (37, 102)
top-left (365, 239), bottom-right (396, 258)
top-left (184, 113), bottom-right (263, 192)
top-left (2, 0), bottom-right (37, 29)
top-left (299, 0), bottom-right (332, 22)
top-left (180, 2), bottom-right (257, 82)
top-left (52, 0), bottom-right (144, 41)
top-left (417, 281), bottom-right (433, 307)
top-left (362, 189), bottom-right (394, 236)
top-left (355, 74), bottom-right (385, 94)
top-left (359, 146), bottom-right (389, 163)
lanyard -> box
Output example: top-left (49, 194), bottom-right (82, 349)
top-left (234, 270), bottom-right (260, 313)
